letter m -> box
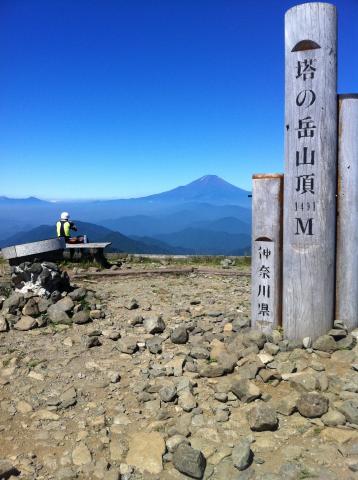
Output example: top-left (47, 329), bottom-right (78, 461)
top-left (295, 218), bottom-right (313, 235)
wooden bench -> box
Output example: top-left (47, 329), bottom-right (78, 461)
top-left (64, 242), bottom-right (112, 267)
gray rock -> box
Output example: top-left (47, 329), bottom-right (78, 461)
top-left (173, 443), bottom-right (206, 479)
top-left (296, 393), bottom-right (329, 418)
top-left (338, 399), bottom-right (358, 424)
top-left (14, 315), bottom-right (37, 331)
top-left (328, 328), bottom-right (347, 339)
top-left (178, 391), bottom-right (197, 412)
top-left (264, 342), bottom-right (280, 355)
top-left (0, 315), bottom-right (8, 332)
top-left (60, 386), bottom-right (77, 409)
top-left (160, 384), bottom-right (177, 402)
top-left (55, 296), bottom-right (75, 313)
top-left (144, 315), bottom-right (166, 334)
top-left (198, 364), bottom-right (225, 378)
top-left (69, 287), bottom-right (87, 301)
top-left (118, 337), bottom-right (138, 354)
top-left (37, 297), bottom-right (51, 313)
top-left (72, 310), bottom-right (91, 324)
top-left (47, 304), bottom-right (71, 324)
top-left (231, 379), bottom-right (261, 403)
top-left (232, 440), bottom-right (252, 471)
top-left (191, 347), bottom-right (210, 360)
top-left (86, 336), bottom-right (101, 348)
top-left (22, 298), bottom-right (40, 317)
top-left (302, 337), bottom-right (312, 349)
top-left (3, 292), bottom-right (25, 311)
top-left (321, 410), bottom-right (346, 426)
top-left (276, 395), bottom-right (298, 416)
top-left (124, 298), bottom-right (139, 310)
top-left (336, 334), bottom-right (356, 350)
top-left (312, 335), bottom-right (337, 353)
top-left (129, 314), bottom-right (143, 326)
top-left (146, 336), bottom-right (163, 354)
top-left (247, 402), bottom-right (278, 431)
top-left (171, 326), bottom-right (189, 344)
top-left (243, 330), bottom-right (266, 349)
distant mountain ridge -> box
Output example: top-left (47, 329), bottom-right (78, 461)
top-left (0, 175), bottom-right (252, 254)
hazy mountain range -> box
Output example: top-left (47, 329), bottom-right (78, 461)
top-left (0, 175), bottom-right (252, 255)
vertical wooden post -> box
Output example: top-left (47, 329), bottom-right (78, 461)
top-left (336, 94), bottom-right (358, 330)
top-left (252, 174), bottom-right (283, 333)
top-left (283, 3), bottom-right (337, 340)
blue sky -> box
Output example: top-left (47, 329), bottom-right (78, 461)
top-left (1, 0), bottom-right (357, 199)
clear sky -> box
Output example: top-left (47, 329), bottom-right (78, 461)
top-left (1, 0), bottom-right (357, 199)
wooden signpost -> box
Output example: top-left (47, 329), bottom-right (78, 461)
top-left (251, 174), bottom-right (283, 333)
top-left (282, 3), bottom-right (337, 340)
top-left (336, 95), bottom-right (358, 330)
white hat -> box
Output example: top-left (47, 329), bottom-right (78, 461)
top-left (60, 211), bottom-right (70, 220)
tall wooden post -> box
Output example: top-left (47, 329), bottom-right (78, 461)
top-left (336, 94), bottom-right (358, 331)
top-left (283, 3), bottom-right (337, 340)
top-left (252, 174), bottom-right (283, 333)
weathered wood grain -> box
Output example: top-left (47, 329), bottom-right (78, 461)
top-left (283, 3), bottom-right (337, 340)
top-left (336, 95), bottom-right (358, 330)
top-left (252, 174), bottom-right (283, 333)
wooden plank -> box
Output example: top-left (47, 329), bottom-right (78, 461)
top-left (283, 3), bottom-right (337, 340)
top-left (336, 94), bottom-right (358, 330)
top-left (251, 174), bottom-right (283, 333)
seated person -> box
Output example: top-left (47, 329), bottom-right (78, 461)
top-left (56, 212), bottom-right (85, 244)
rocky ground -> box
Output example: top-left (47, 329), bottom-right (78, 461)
top-left (0, 259), bottom-right (358, 480)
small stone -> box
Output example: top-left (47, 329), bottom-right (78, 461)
top-left (328, 328), bottom-right (347, 339)
top-left (232, 440), bottom-right (252, 471)
top-left (124, 298), bottom-right (139, 310)
top-left (321, 410), bottom-right (346, 426)
top-left (338, 399), bottom-right (358, 425)
top-left (144, 315), bottom-right (166, 334)
top-left (198, 363), bottom-right (225, 378)
top-left (171, 326), bottom-right (189, 344)
top-left (69, 287), bottom-right (87, 301)
top-left (231, 379), bottom-right (261, 403)
top-left (14, 315), bottom-right (37, 331)
top-left (247, 402), bottom-right (278, 431)
top-left (86, 336), bottom-right (101, 348)
top-left (117, 337), bottom-right (138, 354)
top-left (90, 309), bottom-right (103, 320)
top-left (179, 391), bottom-right (197, 412)
top-left (173, 443), bottom-right (206, 479)
top-left (72, 443), bottom-right (92, 465)
top-left (159, 384), bottom-right (177, 402)
top-left (72, 310), bottom-right (91, 324)
top-left (264, 342), bottom-right (280, 355)
top-left (146, 336), bottom-right (163, 354)
top-left (296, 393), bottom-right (329, 418)
top-left (22, 298), bottom-right (40, 317)
top-left (166, 435), bottom-right (188, 453)
top-left (276, 395), bottom-right (298, 416)
top-left (302, 337), bottom-right (312, 349)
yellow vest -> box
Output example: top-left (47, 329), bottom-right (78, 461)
top-left (56, 220), bottom-right (71, 237)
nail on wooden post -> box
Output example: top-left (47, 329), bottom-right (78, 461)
top-left (251, 174), bottom-right (283, 333)
top-left (336, 94), bottom-right (358, 330)
top-left (283, 3), bottom-right (337, 340)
